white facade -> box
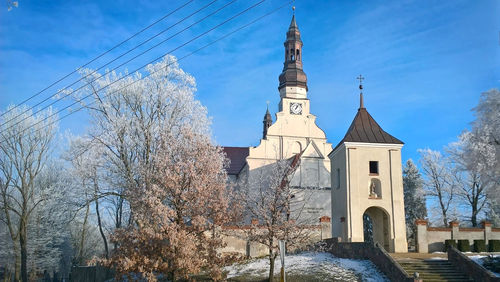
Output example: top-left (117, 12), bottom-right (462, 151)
top-left (329, 141), bottom-right (408, 252)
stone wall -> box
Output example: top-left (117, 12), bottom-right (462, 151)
top-left (221, 217), bottom-right (332, 258)
top-left (321, 238), bottom-right (416, 282)
top-left (448, 246), bottom-right (500, 282)
top-left (416, 219), bottom-right (500, 253)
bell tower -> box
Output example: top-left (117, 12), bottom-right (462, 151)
top-left (328, 78), bottom-right (408, 253)
top-left (278, 14), bottom-right (308, 100)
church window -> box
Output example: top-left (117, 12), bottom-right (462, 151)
top-left (369, 161), bottom-right (379, 175)
top-left (296, 49), bottom-right (300, 60)
top-left (290, 49), bottom-right (294, 61)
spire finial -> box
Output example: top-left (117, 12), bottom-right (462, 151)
top-left (266, 100), bottom-right (270, 111)
top-left (292, 5), bottom-right (295, 15)
top-left (356, 74), bottom-right (365, 109)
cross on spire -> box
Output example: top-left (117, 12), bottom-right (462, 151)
top-left (357, 74), bottom-right (364, 90)
top-left (357, 75), bottom-right (365, 109)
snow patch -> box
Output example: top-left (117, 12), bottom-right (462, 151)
top-left (225, 252), bottom-right (389, 281)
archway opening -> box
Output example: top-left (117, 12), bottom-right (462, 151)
top-left (363, 207), bottom-right (391, 251)
top-left (363, 214), bottom-right (373, 243)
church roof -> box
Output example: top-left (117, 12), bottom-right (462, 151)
top-left (334, 107), bottom-right (403, 151)
top-left (222, 146), bottom-right (249, 175)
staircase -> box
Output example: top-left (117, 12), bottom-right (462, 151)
top-left (396, 258), bottom-right (473, 282)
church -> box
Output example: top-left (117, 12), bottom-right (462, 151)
top-left (223, 15), bottom-right (408, 253)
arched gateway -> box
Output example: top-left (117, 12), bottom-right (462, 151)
top-left (363, 206), bottom-right (391, 251)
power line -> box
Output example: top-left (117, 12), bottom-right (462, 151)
top-left (0, 0), bottom-right (194, 118)
top-left (2, 0), bottom-right (227, 129)
top-left (1, 0), bottom-right (292, 143)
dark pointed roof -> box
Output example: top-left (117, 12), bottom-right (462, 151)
top-left (263, 108), bottom-right (272, 121)
top-left (334, 107), bottom-right (403, 151)
top-left (222, 147), bottom-right (249, 175)
top-left (286, 14), bottom-right (301, 41)
top-left (289, 14), bottom-right (297, 29)
top-left (279, 15), bottom-right (307, 91)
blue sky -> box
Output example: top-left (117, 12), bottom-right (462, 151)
top-left (1, 0), bottom-right (499, 164)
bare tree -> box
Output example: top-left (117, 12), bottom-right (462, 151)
top-left (0, 106), bottom-right (57, 281)
top-left (64, 137), bottom-right (112, 260)
top-left (240, 155), bottom-right (314, 282)
top-left (447, 140), bottom-right (491, 226)
top-left (418, 148), bottom-right (456, 226)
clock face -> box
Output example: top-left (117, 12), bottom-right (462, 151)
top-left (290, 102), bottom-right (302, 115)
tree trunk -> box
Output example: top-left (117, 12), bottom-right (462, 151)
top-left (19, 222), bottom-right (28, 282)
top-left (14, 243), bottom-right (21, 282)
top-left (471, 206), bottom-right (478, 227)
top-left (439, 201), bottom-right (448, 226)
top-left (268, 250), bottom-right (275, 282)
top-left (95, 195), bottom-right (109, 259)
top-left (79, 203), bottom-right (90, 263)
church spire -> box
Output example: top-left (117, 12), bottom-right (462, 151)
top-left (357, 74), bottom-right (365, 109)
top-left (278, 13), bottom-right (308, 93)
top-left (263, 102), bottom-right (272, 139)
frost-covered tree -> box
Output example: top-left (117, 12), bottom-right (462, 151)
top-left (64, 137), bottom-right (112, 261)
top-left (240, 156), bottom-right (314, 282)
top-left (106, 129), bottom-right (234, 281)
top-left (460, 89), bottom-right (500, 225)
top-left (447, 139), bottom-right (491, 226)
top-left (0, 106), bottom-right (58, 281)
top-left (26, 162), bottom-right (73, 279)
top-left (64, 55), bottom-right (210, 237)
top-left (418, 149), bottom-right (456, 226)
top-left (403, 159), bottom-right (427, 247)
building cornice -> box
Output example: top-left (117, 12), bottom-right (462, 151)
top-left (328, 142), bottom-right (403, 158)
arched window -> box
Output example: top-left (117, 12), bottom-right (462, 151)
top-left (290, 49), bottom-right (294, 61)
top-left (296, 49), bottom-right (300, 61)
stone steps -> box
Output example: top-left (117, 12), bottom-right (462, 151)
top-left (395, 259), bottom-right (473, 282)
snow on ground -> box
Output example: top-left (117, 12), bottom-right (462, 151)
top-left (225, 252), bottom-right (389, 282)
top-left (468, 255), bottom-right (500, 277)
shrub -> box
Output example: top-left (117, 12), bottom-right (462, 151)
top-left (489, 240), bottom-right (500, 252)
top-left (444, 239), bottom-right (457, 251)
top-left (458, 240), bottom-right (470, 252)
top-left (474, 240), bottom-right (486, 252)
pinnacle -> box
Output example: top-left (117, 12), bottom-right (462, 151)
top-left (289, 14), bottom-right (298, 29)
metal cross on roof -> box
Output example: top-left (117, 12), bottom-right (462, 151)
top-left (357, 74), bottom-right (364, 90)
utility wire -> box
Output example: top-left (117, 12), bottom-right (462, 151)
top-left (1, 0), bottom-right (292, 143)
top-left (0, 0), bottom-right (194, 118)
top-left (2, 0), bottom-right (228, 130)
